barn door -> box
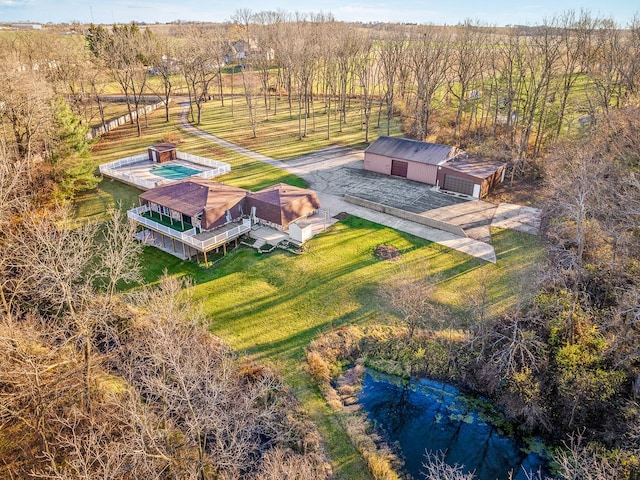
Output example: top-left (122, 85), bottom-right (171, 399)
top-left (391, 159), bottom-right (408, 178)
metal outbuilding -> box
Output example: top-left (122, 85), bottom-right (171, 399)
top-left (364, 136), bottom-right (505, 198)
top-left (436, 157), bottom-right (506, 199)
top-left (364, 136), bottom-right (459, 185)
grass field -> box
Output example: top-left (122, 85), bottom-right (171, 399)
top-left (133, 217), bottom-right (544, 479)
top-left (79, 100), bottom-right (547, 479)
top-left (195, 97), bottom-right (403, 160)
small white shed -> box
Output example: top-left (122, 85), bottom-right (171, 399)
top-left (289, 221), bottom-right (313, 245)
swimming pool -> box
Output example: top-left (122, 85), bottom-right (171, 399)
top-left (151, 164), bottom-right (201, 180)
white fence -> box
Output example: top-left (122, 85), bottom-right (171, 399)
top-left (128, 205), bottom-right (251, 251)
top-left (99, 153), bottom-right (157, 190)
top-left (99, 151), bottom-right (231, 191)
top-left (177, 151), bottom-right (231, 178)
top-left (87, 100), bottom-right (168, 139)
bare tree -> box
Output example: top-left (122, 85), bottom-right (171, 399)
top-left (421, 451), bottom-right (476, 480)
top-left (380, 263), bottom-right (442, 342)
top-left (121, 275), bottom-right (311, 479)
top-left (585, 18), bottom-right (624, 117)
top-left (257, 447), bottom-right (327, 480)
top-left (0, 315), bottom-right (84, 474)
top-left (488, 314), bottom-right (547, 381)
top-left (553, 431), bottom-right (625, 480)
top-left (448, 20), bottom-right (490, 141)
top-left (149, 33), bottom-right (179, 122)
top-left (98, 206), bottom-right (143, 302)
top-left (544, 143), bottom-right (611, 343)
top-left (89, 23), bottom-right (157, 137)
top-left (87, 22), bottom-right (154, 136)
top-left (352, 33), bottom-right (378, 143)
top-left (409, 26), bottom-right (451, 140)
top-left (554, 10), bottom-right (598, 138)
top-left (0, 58), bottom-right (55, 166)
top-left (378, 31), bottom-right (407, 135)
top-left (179, 24), bottom-right (224, 124)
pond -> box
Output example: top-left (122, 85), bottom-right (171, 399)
top-left (358, 369), bottom-right (552, 480)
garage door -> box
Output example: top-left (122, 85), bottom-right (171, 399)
top-left (391, 160), bottom-right (408, 177)
top-left (443, 175), bottom-right (475, 196)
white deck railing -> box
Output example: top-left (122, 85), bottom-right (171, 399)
top-left (128, 205), bottom-right (250, 251)
top-left (99, 153), bottom-right (149, 172)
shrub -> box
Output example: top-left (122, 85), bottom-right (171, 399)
top-left (307, 351), bottom-right (331, 384)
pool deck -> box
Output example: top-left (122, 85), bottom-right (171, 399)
top-left (112, 159), bottom-right (208, 186)
top-left (99, 151), bottom-right (232, 190)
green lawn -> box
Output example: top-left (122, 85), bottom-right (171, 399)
top-left (79, 100), bottom-right (547, 480)
top-left (74, 178), bottom-right (142, 222)
top-left (86, 103), bottom-right (306, 191)
top-left (132, 217), bottom-right (544, 479)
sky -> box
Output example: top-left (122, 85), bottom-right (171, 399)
top-left (0, 0), bottom-right (637, 27)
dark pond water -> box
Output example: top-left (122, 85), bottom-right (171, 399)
top-left (358, 369), bottom-right (551, 480)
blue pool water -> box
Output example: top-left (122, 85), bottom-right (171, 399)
top-left (151, 164), bottom-right (200, 180)
top-left (358, 370), bottom-right (552, 480)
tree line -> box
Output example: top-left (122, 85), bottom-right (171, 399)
top-left (4, 10), bottom-right (639, 176)
top-left (79, 10), bottom-right (640, 168)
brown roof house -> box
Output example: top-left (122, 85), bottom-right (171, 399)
top-left (129, 178), bottom-right (252, 264)
top-left (246, 183), bottom-right (321, 230)
top-left (364, 136), bottom-right (505, 198)
top-left (128, 179), bottom-right (322, 264)
top-left (139, 179), bottom-right (249, 231)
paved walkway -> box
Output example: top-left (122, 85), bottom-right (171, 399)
top-left (492, 203), bottom-right (541, 235)
top-left (178, 104), bottom-right (541, 263)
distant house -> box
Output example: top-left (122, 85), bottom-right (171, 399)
top-left (128, 179), bottom-right (321, 263)
top-left (11, 23), bottom-right (42, 30)
top-left (364, 136), bottom-right (505, 198)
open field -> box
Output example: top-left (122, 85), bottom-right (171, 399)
top-left (195, 97), bottom-right (403, 160)
top-left (78, 100), bottom-right (546, 479)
